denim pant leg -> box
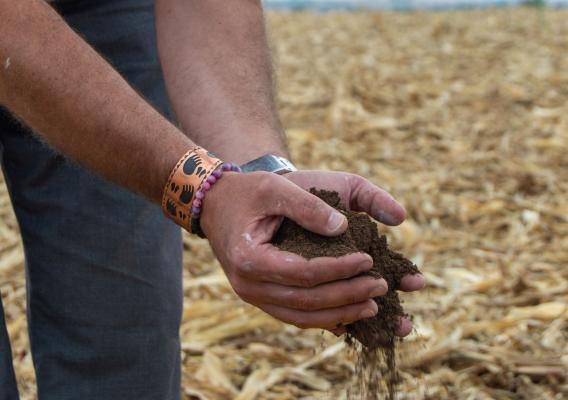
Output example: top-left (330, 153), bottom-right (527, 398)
top-left (0, 294), bottom-right (19, 400)
top-left (0, 0), bottom-right (183, 398)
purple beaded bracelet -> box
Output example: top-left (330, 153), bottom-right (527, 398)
top-left (190, 162), bottom-right (242, 238)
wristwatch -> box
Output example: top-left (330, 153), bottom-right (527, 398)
top-left (240, 154), bottom-right (297, 175)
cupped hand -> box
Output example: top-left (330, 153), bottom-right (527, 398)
top-left (200, 170), bottom-right (425, 336)
top-left (283, 171), bottom-right (425, 291)
top-left (285, 170), bottom-right (425, 335)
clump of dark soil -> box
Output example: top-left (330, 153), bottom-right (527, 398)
top-left (272, 189), bottom-right (420, 400)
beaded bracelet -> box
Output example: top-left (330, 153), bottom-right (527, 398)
top-left (190, 162), bottom-right (242, 238)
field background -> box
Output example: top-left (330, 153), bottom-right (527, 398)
top-left (1, 7), bottom-right (568, 400)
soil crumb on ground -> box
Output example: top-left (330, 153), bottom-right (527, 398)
top-left (272, 189), bottom-right (420, 400)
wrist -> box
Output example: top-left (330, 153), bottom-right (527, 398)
top-left (189, 163), bottom-right (241, 237)
top-left (153, 137), bottom-right (193, 203)
top-left (199, 171), bottom-right (239, 238)
top-left (191, 128), bottom-right (289, 165)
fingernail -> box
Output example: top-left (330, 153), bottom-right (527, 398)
top-left (413, 274), bottom-right (427, 289)
top-left (377, 209), bottom-right (400, 226)
top-left (395, 317), bottom-right (413, 337)
top-left (359, 303), bottom-right (378, 320)
top-left (358, 255), bottom-right (374, 272)
top-left (401, 273), bottom-right (427, 290)
top-left (370, 279), bottom-right (388, 297)
top-left (327, 211), bottom-right (347, 233)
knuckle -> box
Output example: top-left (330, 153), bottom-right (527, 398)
top-left (299, 196), bottom-right (321, 218)
top-left (299, 268), bottom-right (318, 288)
top-left (348, 173), bottom-right (365, 186)
top-left (254, 172), bottom-right (276, 195)
top-left (345, 291), bottom-right (362, 305)
top-left (228, 248), bottom-right (248, 274)
top-left (234, 260), bottom-right (254, 276)
top-left (293, 294), bottom-right (317, 311)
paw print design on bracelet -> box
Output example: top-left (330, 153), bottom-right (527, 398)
top-left (183, 153), bottom-right (206, 177)
top-left (165, 199), bottom-right (178, 217)
top-left (179, 184), bottom-right (195, 205)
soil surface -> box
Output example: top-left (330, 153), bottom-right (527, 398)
top-left (272, 189), bottom-right (420, 399)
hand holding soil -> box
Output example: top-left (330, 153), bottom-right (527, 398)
top-left (201, 170), bottom-right (424, 399)
top-left (272, 188), bottom-right (422, 340)
top-left (272, 174), bottom-right (425, 400)
top-left (201, 170), bottom-right (424, 333)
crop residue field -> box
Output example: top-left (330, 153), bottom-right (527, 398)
top-left (1, 8), bottom-right (567, 400)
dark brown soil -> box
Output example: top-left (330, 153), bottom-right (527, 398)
top-left (272, 189), bottom-right (420, 400)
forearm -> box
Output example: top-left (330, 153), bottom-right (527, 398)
top-left (0, 0), bottom-right (192, 203)
top-left (155, 0), bottom-right (288, 164)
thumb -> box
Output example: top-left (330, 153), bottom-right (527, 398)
top-left (265, 176), bottom-right (348, 236)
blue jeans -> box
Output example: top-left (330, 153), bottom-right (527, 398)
top-left (0, 1), bottom-right (183, 399)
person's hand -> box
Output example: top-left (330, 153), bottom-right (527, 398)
top-left (283, 170), bottom-right (426, 335)
top-left (200, 170), bottom-right (425, 336)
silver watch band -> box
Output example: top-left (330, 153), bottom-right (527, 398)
top-left (240, 154), bottom-right (297, 175)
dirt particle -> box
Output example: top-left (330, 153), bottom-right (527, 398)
top-left (516, 173), bottom-right (546, 196)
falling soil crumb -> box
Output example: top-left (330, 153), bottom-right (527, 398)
top-left (272, 189), bottom-right (420, 400)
